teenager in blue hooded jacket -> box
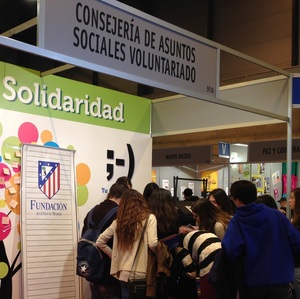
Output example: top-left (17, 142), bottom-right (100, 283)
top-left (222, 180), bottom-right (300, 299)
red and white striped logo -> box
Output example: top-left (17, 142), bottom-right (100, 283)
top-left (38, 161), bottom-right (61, 199)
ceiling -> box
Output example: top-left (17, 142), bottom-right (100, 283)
top-left (1, 0), bottom-right (297, 100)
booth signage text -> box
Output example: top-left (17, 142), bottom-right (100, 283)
top-left (248, 140), bottom-right (300, 162)
top-left (38, 0), bottom-right (217, 97)
top-left (218, 141), bottom-right (230, 158)
top-left (152, 146), bottom-right (212, 167)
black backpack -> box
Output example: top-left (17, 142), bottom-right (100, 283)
top-left (76, 207), bottom-right (117, 282)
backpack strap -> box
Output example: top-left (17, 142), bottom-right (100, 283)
top-left (87, 207), bottom-right (95, 229)
top-left (95, 207), bottom-right (118, 232)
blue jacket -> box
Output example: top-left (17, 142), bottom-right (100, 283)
top-left (222, 203), bottom-right (300, 287)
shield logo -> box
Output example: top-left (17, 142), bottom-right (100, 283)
top-left (38, 161), bottom-right (61, 199)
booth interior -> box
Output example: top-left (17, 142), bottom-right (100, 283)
top-left (151, 71), bottom-right (297, 210)
top-left (152, 141), bottom-right (299, 210)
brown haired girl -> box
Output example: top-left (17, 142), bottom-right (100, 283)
top-left (189, 199), bottom-right (231, 240)
top-left (96, 189), bottom-right (158, 299)
top-left (148, 188), bottom-right (179, 239)
top-left (208, 188), bottom-right (235, 215)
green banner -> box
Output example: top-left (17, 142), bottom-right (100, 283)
top-left (0, 62), bottom-right (151, 134)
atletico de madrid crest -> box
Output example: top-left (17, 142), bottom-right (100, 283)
top-left (38, 161), bottom-right (61, 199)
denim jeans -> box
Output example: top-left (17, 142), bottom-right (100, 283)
top-left (294, 267), bottom-right (300, 299)
top-left (120, 281), bottom-right (131, 299)
top-left (120, 280), bottom-right (147, 299)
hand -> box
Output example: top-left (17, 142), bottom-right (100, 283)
top-left (179, 225), bottom-right (195, 234)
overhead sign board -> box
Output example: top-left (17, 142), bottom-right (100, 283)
top-left (218, 141), bottom-right (230, 158)
top-left (38, 0), bottom-right (217, 98)
top-left (248, 139), bottom-right (300, 162)
top-left (152, 146), bottom-right (212, 167)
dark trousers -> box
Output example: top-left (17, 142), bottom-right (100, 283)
top-left (244, 284), bottom-right (289, 299)
top-left (90, 281), bottom-right (121, 299)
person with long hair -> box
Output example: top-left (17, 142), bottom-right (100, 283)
top-left (148, 188), bottom-right (179, 239)
top-left (189, 199), bottom-right (232, 240)
top-left (178, 199), bottom-right (231, 298)
top-left (255, 194), bottom-right (278, 209)
top-left (289, 188), bottom-right (300, 299)
top-left (96, 189), bottom-right (158, 299)
top-left (208, 188), bottom-right (235, 215)
top-left (143, 182), bottom-right (159, 202)
top-left (149, 188), bottom-right (198, 299)
top-left (183, 229), bottom-right (221, 299)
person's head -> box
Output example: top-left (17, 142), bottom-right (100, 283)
top-left (289, 188), bottom-right (300, 212)
top-left (148, 188), bottom-right (178, 234)
top-left (183, 188), bottom-right (193, 200)
top-left (115, 176), bottom-right (132, 189)
top-left (107, 183), bottom-right (127, 204)
top-left (278, 197), bottom-right (287, 207)
top-left (290, 188), bottom-right (300, 228)
top-left (191, 199), bottom-right (231, 232)
top-left (230, 180), bottom-right (257, 206)
top-left (208, 188), bottom-right (234, 214)
top-left (116, 189), bottom-right (149, 251)
top-left (255, 194), bottom-right (277, 209)
top-left (143, 182), bottom-right (159, 201)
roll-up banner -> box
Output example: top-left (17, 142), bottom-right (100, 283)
top-left (21, 144), bottom-right (79, 299)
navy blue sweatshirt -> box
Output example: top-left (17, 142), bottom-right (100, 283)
top-left (222, 203), bottom-right (300, 287)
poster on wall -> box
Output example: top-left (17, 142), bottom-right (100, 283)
top-left (230, 163), bottom-right (251, 184)
top-left (21, 144), bottom-right (79, 299)
top-left (264, 177), bottom-right (270, 194)
top-left (162, 179), bottom-right (169, 190)
top-left (0, 61), bottom-right (152, 299)
top-left (201, 171), bottom-right (218, 192)
top-left (272, 170), bottom-right (281, 185)
top-left (259, 163), bottom-right (266, 174)
top-left (251, 175), bottom-right (263, 194)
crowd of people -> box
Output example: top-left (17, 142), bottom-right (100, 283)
top-left (79, 176), bottom-right (300, 299)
